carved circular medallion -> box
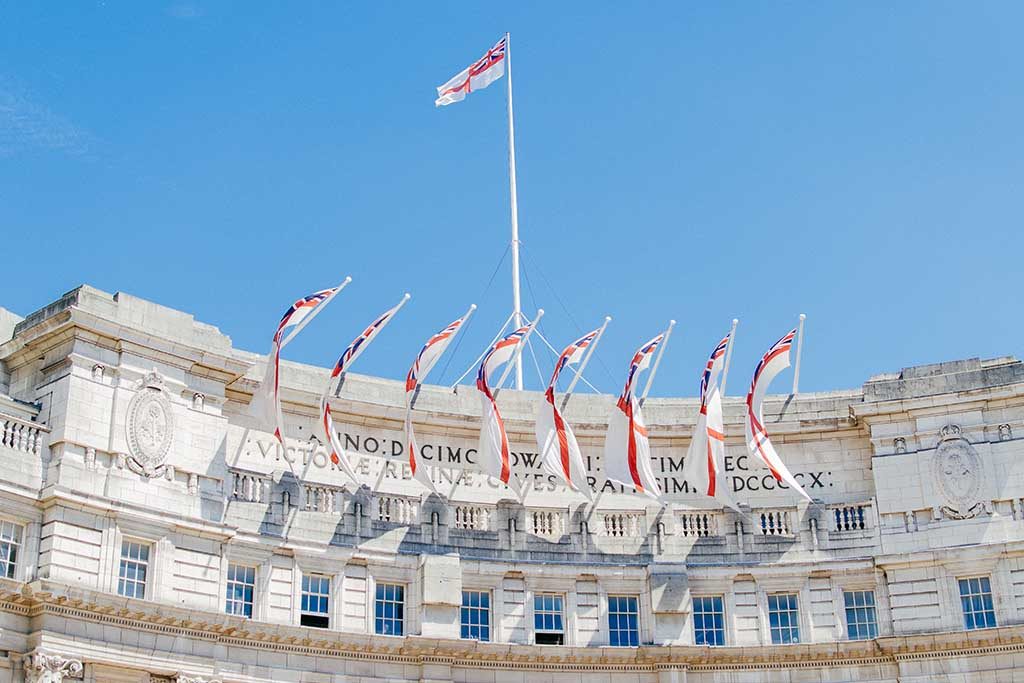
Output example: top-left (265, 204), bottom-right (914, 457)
top-left (932, 426), bottom-right (983, 519)
top-left (126, 372), bottom-right (174, 477)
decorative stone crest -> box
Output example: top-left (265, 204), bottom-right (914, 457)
top-left (933, 424), bottom-right (985, 519)
top-left (24, 652), bottom-right (83, 683)
top-left (125, 369), bottom-right (174, 478)
top-left (998, 423), bottom-right (1012, 441)
top-left (893, 437), bottom-right (907, 454)
top-left (192, 392), bottom-right (205, 410)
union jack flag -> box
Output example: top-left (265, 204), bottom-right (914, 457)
top-left (748, 329), bottom-right (796, 397)
top-left (619, 334), bottom-right (663, 405)
top-left (406, 308), bottom-right (473, 392)
top-left (477, 324), bottom-right (531, 399)
top-left (548, 329), bottom-right (599, 390)
top-left (435, 36), bottom-right (508, 107)
top-left (273, 287), bottom-right (338, 344)
top-left (699, 334), bottom-right (731, 407)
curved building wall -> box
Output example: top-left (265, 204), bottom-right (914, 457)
top-left (0, 285), bottom-right (1023, 682)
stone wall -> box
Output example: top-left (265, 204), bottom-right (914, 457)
top-left (0, 285), bottom-right (1022, 681)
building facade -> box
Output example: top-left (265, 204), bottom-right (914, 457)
top-left (1, 285), bottom-right (1024, 682)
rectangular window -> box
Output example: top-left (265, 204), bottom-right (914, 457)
top-left (693, 595), bottom-right (725, 646)
top-left (460, 590), bottom-right (491, 642)
top-left (533, 593), bottom-right (564, 645)
top-left (301, 574), bottom-right (330, 628)
top-left (375, 583), bottom-right (405, 636)
top-left (117, 540), bottom-right (150, 599)
top-left (225, 564), bottom-right (256, 618)
top-left (607, 595), bottom-right (640, 647)
top-left (843, 590), bottom-right (878, 640)
top-left (0, 520), bottom-right (24, 580)
top-left (959, 576), bottom-right (997, 630)
top-left (768, 593), bottom-right (800, 644)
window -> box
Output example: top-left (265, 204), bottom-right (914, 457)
top-left (301, 574), bottom-right (330, 628)
top-left (608, 595), bottom-right (640, 647)
top-left (225, 564), bottom-right (256, 618)
top-left (768, 593), bottom-right (800, 644)
top-left (461, 590), bottom-right (491, 641)
top-left (959, 577), bottom-right (997, 630)
top-left (117, 540), bottom-right (150, 599)
top-left (843, 590), bottom-right (878, 640)
top-left (0, 521), bottom-right (23, 579)
top-left (533, 593), bottom-right (564, 645)
top-left (693, 595), bottom-right (725, 646)
top-left (375, 583), bottom-right (405, 636)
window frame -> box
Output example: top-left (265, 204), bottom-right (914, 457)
top-left (958, 575), bottom-right (997, 631)
top-left (225, 562), bottom-right (257, 619)
top-left (842, 589), bottom-right (878, 640)
top-left (0, 519), bottom-right (25, 581)
top-left (460, 589), bottom-right (492, 642)
top-left (606, 594), bottom-right (640, 647)
top-left (692, 594), bottom-right (726, 646)
top-left (116, 538), bottom-right (152, 600)
top-left (374, 581), bottom-right (406, 637)
top-left (767, 592), bottom-right (801, 645)
top-left (300, 572), bottom-right (331, 629)
top-left (532, 591), bottom-right (566, 645)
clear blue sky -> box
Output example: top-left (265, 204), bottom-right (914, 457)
top-left (2, 2), bottom-right (1021, 396)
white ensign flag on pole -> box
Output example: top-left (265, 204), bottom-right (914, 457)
top-left (682, 332), bottom-right (741, 512)
top-left (404, 305), bottom-right (476, 492)
top-left (435, 36), bottom-right (507, 107)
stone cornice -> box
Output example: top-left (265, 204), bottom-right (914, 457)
top-left (3, 578), bottom-right (1024, 672)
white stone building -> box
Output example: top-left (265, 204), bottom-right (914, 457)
top-left (1, 285), bottom-right (1023, 682)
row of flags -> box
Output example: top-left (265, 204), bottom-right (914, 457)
top-left (249, 284), bottom-right (812, 509)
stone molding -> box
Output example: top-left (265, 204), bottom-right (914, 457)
top-left (5, 578), bottom-right (1024, 672)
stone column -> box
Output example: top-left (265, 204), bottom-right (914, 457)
top-left (649, 564), bottom-right (689, 645)
top-left (23, 651), bottom-right (84, 683)
top-left (418, 553), bottom-right (462, 638)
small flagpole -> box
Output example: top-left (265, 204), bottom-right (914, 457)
top-left (343, 293), bottom-right (411, 372)
top-left (279, 276), bottom-right (352, 349)
top-left (719, 318), bottom-right (740, 396)
top-left (792, 313), bottom-right (806, 395)
top-left (641, 319), bottom-right (676, 403)
top-left (450, 311), bottom-right (516, 390)
top-left (561, 316), bottom-right (611, 408)
top-left (505, 31), bottom-right (524, 391)
top-left (494, 309), bottom-right (544, 399)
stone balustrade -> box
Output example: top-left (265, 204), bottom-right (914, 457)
top-left (1, 414), bottom-right (46, 456)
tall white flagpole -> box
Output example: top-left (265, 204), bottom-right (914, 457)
top-left (505, 32), bottom-right (524, 391)
top-left (792, 313), bottom-right (806, 394)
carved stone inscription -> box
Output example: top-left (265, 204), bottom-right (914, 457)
top-left (242, 427), bottom-right (837, 502)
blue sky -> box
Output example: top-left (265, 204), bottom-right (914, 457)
top-left (1, 2), bottom-right (1021, 396)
